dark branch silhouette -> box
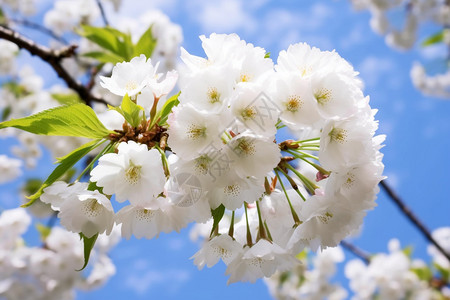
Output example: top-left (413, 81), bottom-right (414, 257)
top-left (380, 180), bottom-right (450, 263)
top-left (6, 18), bottom-right (69, 44)
top-left (340, 240), bottom-right (370, 264)
top-left (96, 0), bottom-right (110, 26)
top-left (0, 25), bottom-right (108, 106)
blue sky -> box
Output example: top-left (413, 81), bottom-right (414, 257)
top-left (1, 0), bottom-right (450, 299)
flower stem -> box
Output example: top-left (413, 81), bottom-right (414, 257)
top-left (255, 200), bottom-right (268, 242)
top-left (276, 167), bottom-right (306, 201)
top-left (284, 163), bottom-right (319, 195)
top-left (244, 202), bottom-right (253, 247)
top-left (274, 168), bottom-right (302, 225)
top-left (228, 210), bottom-right (235, 238)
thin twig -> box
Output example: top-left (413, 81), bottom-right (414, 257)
top-left (0, 25), bottom-right (108, 106)
top-left (380, 180), bottom-right (450, 263)
top-left (6, 18), bottom-right (69, 45)
top-left (340, 240), bottom-right (371, 264)
top-left (96, 0), bottom-right (110, 26)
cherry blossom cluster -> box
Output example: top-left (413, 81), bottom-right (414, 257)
top-left (411, 61), bottom-right (450, 99)
top-left (157, 33), bottom-right (383, 283)
top-left (350, 1), bottom-right (450, 99)
top-left (350, 0), bottom-right (450, 50)
top-left (264, 247), bottom-right (347, 300)
top-left (261, 232), bottom-right (450, 300)
top-left (0, 0), bottom-right (35, 16)
top-left (0, 208), bottom-right (120, 300)
top-left (346, 238), bottom-right (450, 300)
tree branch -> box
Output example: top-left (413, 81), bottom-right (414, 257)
top-left (340, 240), bottom-right (371, 264)
top-left (0, 25), bottom-right (108, 106)
top-left (96, 0), bottom-right (110, 26)
top-left (6, 18), bottom-right (69, 45)
top-left (380, 180), bottom-right (450, 263)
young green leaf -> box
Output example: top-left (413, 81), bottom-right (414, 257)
top-left (78, 25), bottom-right (121, 54)
top-left (77, 232), bottom-right (99, 271)
top-left (0, 103), bottom-right (112, 139)
top-left (36, 223), bottom-right (52, 240)
top-left (422, 30), bottom-right (444, 47)
top-left (51, 92), bottom-right (82, 105)
top-left (434, 262), bottom-right (450, 281)
top-left (1, 106), bottom-right (11, 121)
top-left (133, 25), bottom-right (157, 58)
top-left (210, 204), bottom-right (225, 237)
top-left (109, 94), bottom-right (145, 128)
top-left (157, 92), bottom-right (180, 125)
top-left (82, 51), bottom-right (124, 64)
top-left (22, 139), bottom-right (105, 207)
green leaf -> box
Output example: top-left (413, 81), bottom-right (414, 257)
top-left (264, 52), bottom-right (271, 59)
top-left (157, 92), bottom-right (180, 125)
top-left (0, 8), bottom-right (6, 24)
top-left (36, 223), bottom-right (52, 240)
top-left (295, 250), bottom-right (308, 261)
top-left (23, 178), bottom-right (43, 195)
top-left (77, 232), bottom-right (98, 271)
top-left (103, 27), bottom-right (133, 60)
top-left (51, 93), bottom-right (82, 105)
top-left (411, 266), bottom-right (433, 281)
top-left (210, 204), bottom-right (225, 237)
top-left (133, 25), bottom-right (157, 58)
top-left (422, 30), bottom-right (444, 47)
top-left (0, 103), bottom-right (111, 139)
top-left (22, 139), bottom-right (104, 207)
top-left (434, 262), bottom-right (450, 281)
top-left (78, 25), bottom-right (121, 55)
top-left (402, 245), bottom-right (414, 258)
top-left (1, 106), bottom-right (11, 121)
top-left (3, 81), bottom-right (29, 98)
top-left (109, 94), bottom-right (145, 128)
top-left (82, 51), bottom-right (124, 64)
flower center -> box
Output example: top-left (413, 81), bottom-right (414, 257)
top-left (125, 163), bottom-right (142, 185)
top-left (249, 257), bottom-right (264, 268)
top-left (318, 212), bottom-right (333, 224)
top-left (125, 81), bottom-right (138, 91)
top-left (344, 172), bottom-right (356, 188)
top-left (136, 209), bottom-right (155, 222)
top-left (315, 88), bottom-right (332, 105)
top-left (213, 246), bottom-right (231, 259)
top-left (207, 87), bottom-right (221, 104)
top-left (286, 95), bottom-right (302, 112)
top-left (82, 198), bottom-right (101, 218)
top-left (234, 139), bottom-right (256, 156)
top-left (187, 125), bottom-right (207, 139)
top-left (194, 155), bottom-right (212, 175)
top-left (241, 106), bottom-right (257, 121)
top-left (239, 73), bottom-right (251, 82)
top-left (224, 184), bottom-right (240, 197)
top-left (329, 127), bottom-right (347, 144)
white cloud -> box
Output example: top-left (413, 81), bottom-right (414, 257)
top-left (257, 4), bottom-right (334, 54)
top-left (186, 0), bottom-right (257, 34)
top-left (340, 25), bottom-right (367, 50)
top-left (358, 56), bottom-right (395, 88)
top-left (113, 0), bottom-right (179, 17)
top-left (418, 44), bottom-right (446, 60)
top-left (125, 267), bottom-right (190, 295)
top-left (166, 237), bottom-right (185, 251)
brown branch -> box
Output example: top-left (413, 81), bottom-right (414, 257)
top-left (380, 180), bottom-right (450, 264)
top-left (0, 25), bottom-right (108, 106)
top-left (96, 0), bottom-right (110, 26)
top-left (6, 18), bottom-right (69, 44)
top-left (340, 240), bottom-right (371, 264)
